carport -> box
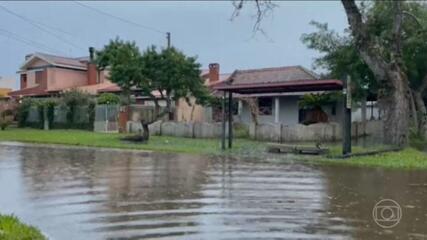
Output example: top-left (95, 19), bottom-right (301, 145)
top-left (213, 78), bottom-right (344, 150)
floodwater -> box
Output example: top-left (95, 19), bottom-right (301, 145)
top-left (0, 143), bottom-right (426, 240)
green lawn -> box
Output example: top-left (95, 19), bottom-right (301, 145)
top-left (311, 148), bottom-right (427, 170)
top-left (0, 128), bottom-right (264, 155)
top-left (1, 128), bottom-right (427, 169)
top-left (0, 215), bottom-right (46, 240)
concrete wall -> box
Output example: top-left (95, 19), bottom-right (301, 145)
top-left (352, 102), bottom-right (380, 121)
top-left (126, 120), bottom-right (383, 142)
top-left (175, 97), bottom-right (213, 123)
top-left (127, 121), bottom-right (225, 138)
top-left (250, 120), bottom-right (383, 142)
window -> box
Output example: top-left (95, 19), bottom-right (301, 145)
top-left (20, 74), bottom-right (27, 89)
top-left (298, 108), bottom-right (307, 123)
top-left (331, 104), bottom-right (336, 116)
top-left (258, 97), bottom-right (272, 115)
top-left (35, 70), bottom-right (43, 84)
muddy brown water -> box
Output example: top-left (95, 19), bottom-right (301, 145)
top-left (0, 143), bottom-right (427, 240)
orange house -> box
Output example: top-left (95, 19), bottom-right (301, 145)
top-left (9, 49), bottom-right (114, 98)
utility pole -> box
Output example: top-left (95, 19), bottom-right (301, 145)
top-left (166, 32), bottom-right (171, 48)
top-left (221, 91), bottom-right (226, 150)
top-left (343, 75), bottom-right (352, 156)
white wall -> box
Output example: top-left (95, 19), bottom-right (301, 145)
top-left (352, 102), bottom-right (380, 122)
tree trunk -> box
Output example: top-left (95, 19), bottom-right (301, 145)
top-left (409, 90), bottom-right (418, 131)
top-left (242, 97), bottom-right (259, 126)
top-left (413, 90), bottom-right (427, 137)
top-left (341, 0), bottom-right (410, 147)
top-left (361, 96), bottom-right (367, 135)
top-left (141, 122), bottom-right (150, 141)
top-left (165, 97), bottom-right (174, 121)
top-left (381, 69), bottom-right (411, 147)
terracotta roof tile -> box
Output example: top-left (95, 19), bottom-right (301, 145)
top-left (35, 52), bottom-right (87, 69)
top-left (228, 65), bottom-right (318, 85)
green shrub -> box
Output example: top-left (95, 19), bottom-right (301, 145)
top-left (233, 122), bottom-right (249, 138)
top-left (409, 128), bottom-right (427, 151)
top-left (0, 109), bottom-right (13, 130)
top-left (16, 91), bottom-right (95, 130)
top-left (59, 90), bottom-right (94, 129)
top-left (0, 214), bottom-right (46, 240)
top-left (16, 98), bottom-right (34, 127)
top-left (97, 93), bottom-right (121, 105)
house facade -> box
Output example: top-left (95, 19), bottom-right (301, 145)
top-left (214, 65), bottom-right (345, 126)
top-left (9, 50), bottom-right (113, 98)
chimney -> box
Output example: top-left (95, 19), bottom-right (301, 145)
top-left (25, 54), bottom-right (33, 60)
top-left (208, 63), bottom-right (219, 83)
top-left (89, 47), bottom-right (95, 62)
top-left (87, 47), bottom-right (97, 85)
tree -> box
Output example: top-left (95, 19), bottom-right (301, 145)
top-left (233, 0), bottom-right (427, 147)
top-left (0, 108), bottom-right (13, 130)
top-left (96, 38), bottom-right (211, 141)
top-left (299, 93), bottom-right (341, 125)
top-left (301, 21), bottom-right (377, 102)
top-left (301, 2), bottom-right (427, 141)
top-left (97, 93), bottom-right (121, 105)
top-left (339, 1), bottom-right (427, 147)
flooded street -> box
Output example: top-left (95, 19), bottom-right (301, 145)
top-left (0, 143), bottom-right (427, 239)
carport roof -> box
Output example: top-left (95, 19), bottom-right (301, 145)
top-left (214, 79), bottom-right (343, 94)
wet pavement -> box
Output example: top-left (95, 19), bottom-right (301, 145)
top-left (0, 143), bottom-right (426, 239)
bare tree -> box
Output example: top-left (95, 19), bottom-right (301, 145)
top-left (241, 97), bottom-right (260, 125)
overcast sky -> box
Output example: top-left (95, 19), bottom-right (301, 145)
top-left (0, 1), bottom-right (348, 88)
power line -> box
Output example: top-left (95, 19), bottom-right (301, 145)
top-left (0, 4), bottom-right (85, 51)
top-left (0, 28), bottom-right (67, 55)
top-left (73, 1), bottom-right (166, 34)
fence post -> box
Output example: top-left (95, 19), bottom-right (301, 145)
top-left (105, 105), bottom-right (108, 132)
top-left (43, 106), bottom-right (49, 130)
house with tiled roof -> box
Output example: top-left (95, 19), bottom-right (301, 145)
top-left (8, 49), bottom-right (116, 98)
top-left (213, 65), bottom-right (344, 125)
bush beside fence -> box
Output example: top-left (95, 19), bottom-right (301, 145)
top-left (23, 105), bottom-right (94, 130)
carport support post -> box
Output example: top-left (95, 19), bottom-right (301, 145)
top-left (342, 75), bottom-right (352, 155)
top-left (221, 91), bottom-right (226, 150)
top-left (228, 91), bottom-right (233, 149)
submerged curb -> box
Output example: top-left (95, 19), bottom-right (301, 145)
top-left (0, 141), bottom-right (153, 155)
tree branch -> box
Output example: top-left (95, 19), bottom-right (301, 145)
top-left (231, 0), bottom-right (276, 35)
top-left (341, 0), bottom-right (388, 82)
top-left (391, 1), bottom-right (403, 61)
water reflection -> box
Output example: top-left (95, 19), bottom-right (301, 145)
top-left (0, 144), bottom-right (426, 239)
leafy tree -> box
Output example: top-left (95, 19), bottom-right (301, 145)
top-left (298, 93), bottom-right (341, 125)
top-left (96, 38), bottom-right (211, 141)
top-left (298, 93), bottom-right (340, 110)
top-left (16, 98), bottom-right (34, 127)
top-left (60, 89), bottom-right (94, 128)
top-left (97, 93), bottom-right (121, 105)
top-left (301, 2), bottom-right (427, 141)
top-left (0, 109), bottom-right (13, 130)
top-left (301, 21), bottom-right (377, 102)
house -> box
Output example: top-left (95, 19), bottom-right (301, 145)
top-left (0, 76), bottom-right (16, 99)
top-left (8, 49), bottom-right (114, 98)
top-left (96, 63), bottom-right (232, 123)
top-left (0, 88), bottom-right (11, 99)
top-left (214, 65), bottom-right (345, 126)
